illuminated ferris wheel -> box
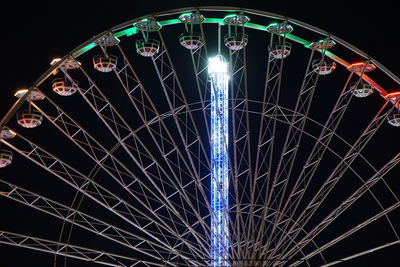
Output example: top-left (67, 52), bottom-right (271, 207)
top-left (0, 6), bottom-right (399, 267)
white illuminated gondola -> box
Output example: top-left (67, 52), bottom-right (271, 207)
top-left (0, 149), bottom-right (12, 168)
top-left (93, 54), bottom-right (118, 72)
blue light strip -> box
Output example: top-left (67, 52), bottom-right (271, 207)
top-left (209, 55), bottom-right (230, 267)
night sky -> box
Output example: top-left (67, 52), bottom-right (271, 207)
top-left (1, 1), bottom-right (399, 266)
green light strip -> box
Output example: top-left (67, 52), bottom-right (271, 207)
top-left (111, 18), bottom-right (311, 47)
top-left (245, 22), bottom-right (267, 31)
top-left (73, 42), bottom-right (97, 58)
top-left (159, 19), bottom-right (181, 26)
top-left (204, 18), bottom-right (224, 24)
top-left (286, 34), bottom-right (310, 46)
top-left (115, 27), bottom-right (138, 37)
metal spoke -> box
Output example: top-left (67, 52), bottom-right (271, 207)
top-left (320, 240), bottom-right (400, 267)
top-left (0, 231), bottom-right (164, 266)
top-left (0, 178), bottom-right (174, 264)
top-left (1, 135), bottom-right (204, 264)
top-left (61, 59), bottom-right (211, 258)
top-left (289, 201), bottom-right (400, 266)
top-left (283, 152), bottom-right (400, 262)
top-left (279, 101), bottom-right (395, 259)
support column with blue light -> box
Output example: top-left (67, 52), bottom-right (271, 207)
top-left (209, 54), bottom-right (230, 267)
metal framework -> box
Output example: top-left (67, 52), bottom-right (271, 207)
top-left (209, 54), bottom-right (230, 266)
top-left (0, 6), bottom-right (399, 267)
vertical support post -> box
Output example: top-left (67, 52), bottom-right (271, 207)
top-left (209, 54), bottom-right (230, 266)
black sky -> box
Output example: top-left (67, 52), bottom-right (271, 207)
top-left (1, 1), bottom-right (399, 266)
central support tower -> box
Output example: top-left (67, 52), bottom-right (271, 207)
top-left (209, 54), bottom-right (230, 266)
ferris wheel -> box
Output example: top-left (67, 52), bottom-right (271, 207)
top-left (0, 6), bottom-right (399, 267)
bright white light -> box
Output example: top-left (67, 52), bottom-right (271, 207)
top-left (14, 89), bottom-right (29, 97)
top-left (50, 58), bottom-right (62, 66)
top-left (208, 54), bottom-right (229, 75)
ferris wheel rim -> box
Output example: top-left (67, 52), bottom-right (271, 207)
top-left (1, 6), bottom-right (399, 132)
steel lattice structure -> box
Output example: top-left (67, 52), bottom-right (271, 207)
top-left (0, 6), bottom-right (399, 267)
top-left (209, 54), bottom-right (230, 266)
